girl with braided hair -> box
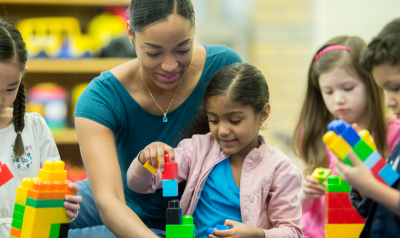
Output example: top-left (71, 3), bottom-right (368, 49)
top-left (0, 18), bottom-right (82, 237)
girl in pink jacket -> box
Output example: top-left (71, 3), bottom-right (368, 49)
top-left (127, 63), bottom-right (303, 238)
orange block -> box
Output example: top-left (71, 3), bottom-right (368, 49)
top-left (10, 227), bottom-right (21, 237)
top-left (27, 180), bottom-right (75, 200)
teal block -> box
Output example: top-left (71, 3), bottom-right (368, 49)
top-left (26, 197), bottom-right (65, 208)
top-left (11, 219), bottom-right (22, 229)
top-left (13, 203), bottom-right (25, 214)
top-left (353, 140), bottom-right (374, 161)
top-left (12, 211), bottom-right (24, 222)
top-left (49, 223), bottom-right (61, 238)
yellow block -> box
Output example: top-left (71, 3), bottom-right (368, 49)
top-left (15, 186), bottom-right (29, 205)
top-left (21, 222), bottom-right (51, 238)
top-left (323, 131), bottom-right (352, 159)
top-left (143, 155), bottom-right (160, 175)
top-left (23, 206), bottom-right (70, 224)
top-left (38, 170), bottom-right (67, 181)
top-left (359, 130), bottom-right (377, 151)
top-left (325, 224), bottom-right (364, 238)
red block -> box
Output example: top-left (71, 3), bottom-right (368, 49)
top-left (325, 208), bottom-right (354, 224)
top-left (370, 158), bottom-right (387, 184)
top-left (162, 154), bottom-right (178, 180)
top-left (353, 209), bottom-right (366, 223)
top-left (325, 192), bottom-right (353, 209)
top-left (0, 162), bottom-right (14, 187)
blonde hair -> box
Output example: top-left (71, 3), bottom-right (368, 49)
top-left (292, 36), bottom-right (388, 175)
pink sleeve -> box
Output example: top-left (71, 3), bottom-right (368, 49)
top-left (263, 161), bottom-right (304, 238)
top-left (126, 138), bottom-right (194, 194)
top-left (386, 119), bottom-right (400, 152)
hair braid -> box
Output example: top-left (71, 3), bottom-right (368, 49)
top-left (12, 77), bottom-right (26, 157)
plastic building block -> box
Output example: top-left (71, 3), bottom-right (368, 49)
top-left (358, 130), bottom-right (377, 151)
top-left (166, 199), bottom-right (182, 225)
top-left (353, 140), bottom-right (374, 162)
top-left (325, 175), bottom-right (351, 192)
top-left (10, 160), bottom-right (76, 238)
top-left (323, 131), bottom-right (352, 159)
top-left (144, 154), bottom-right (160, 175)
top-left (370, 158), bottom-right (387, 184)
top-left (343, 156), bottom-right (353, 166)
top-left (364, 151), bottom-right (382, 169)
top-left (325, 192), bottom-right (352, 208)
top-left (207, 225), bottom-right (233, 236)
top-left (162, 154), bottom-right (178, 180)
top-left (0, 162), bottom-right (14, 186)
top-left (325, 224), bottom-right (364, 238)
top-left (311, 168), bottom-right (331, 185)
top-left (165, 215), bottom-right (195, 238)
top-left (325, 208), bottom-right (354, 224)
top-left (328, 119), bottom-right (361, 147)
top-left (353, 210), bottom-right (366, 223)
top-left (378, 164), bottom-right (400, 186)
top-left (163, 179), bottom-right (178, 197)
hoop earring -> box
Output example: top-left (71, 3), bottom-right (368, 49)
top-left (259, 123), bottom-right (265, 130)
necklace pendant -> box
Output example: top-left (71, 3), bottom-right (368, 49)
top-left (163, 113), bottom-right (168, 123)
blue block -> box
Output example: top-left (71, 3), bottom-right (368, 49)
top-left (328, 119), bottom-right (360, 146)
top-left (378, 164), bottom-right (400, 186)
top-left (364, 151), bottom-right (382, 169)
top-left (163, 179), bottom-right (178, 197)
top-left (327, 120), bottom-right (344, 135)
top-left (207, 225), bottom-right (232, 236)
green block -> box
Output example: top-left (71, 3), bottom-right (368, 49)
top-left (10, 236), bottom-right (18, 238)
top-left (343, 156), bottom-right (353, 166)
top-left (311, 168), bottom-right (331, 185)
top-left (12, 211), bottom-right (24, 222)
top-left (26, 197), bottom-right (65, 208)
top-left (11, 219), bottom-right (22, 229)
top-left (166, 216), bottom-right (195, 238)
top-left (49, 223), bottom-right (61, 238)
top-left (325, 175), bottom-right (351, 192)
top-left (14, 203), bottom-right (25, 214)
top-left (353, 140), bottom-right (374, 161)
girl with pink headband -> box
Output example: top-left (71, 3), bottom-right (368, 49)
top-left (292, 36), bottom-right (400, 238)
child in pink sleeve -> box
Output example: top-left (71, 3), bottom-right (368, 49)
top-left (292, 36), bottom-right (398, 238)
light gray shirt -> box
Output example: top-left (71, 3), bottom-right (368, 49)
top-left (0, 112), bottom-right (60, 236)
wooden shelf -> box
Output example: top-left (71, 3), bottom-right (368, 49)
top-left (0, 0), bottom-right (130, 6)
top-left (26, 58), bottom-right (133, 73)
top-left (51, 128), bottom-right (78, 144)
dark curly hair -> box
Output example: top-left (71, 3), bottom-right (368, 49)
top-left (361, 18), bottom-right (400, 72)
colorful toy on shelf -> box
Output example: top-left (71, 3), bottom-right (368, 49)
top-left (9, 161), bottom-right (75, 238)
top-left (71, 83), bottom-right (89, 122)
top-left (16, 11), bottom-right (127, 59)
top-left (27, 83), bottom-right (68, 129)
top-left (323, 119), bottom-right (400, 186)
top-left (165, 199), bottom-right (195, 238)
top-left (207, 225), bottom-right (233, 237)
top-left (0, 162), bottom-right (14, 187)
top-left (324, 175), bottom-right (365, 237)
top-left (144, 154), bottom-right (178, 197)
top-left (311, 167), bottom-right (331, 185)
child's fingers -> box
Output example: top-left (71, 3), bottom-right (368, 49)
top-left (305, 175), bottom-right (319, 184)
top-left (64, 201), bottom-right (80, 212)
top-left (157, 146), bottom-right (165, 172)
top-left (66, 209), bottom-right (77, 219)
top-left (347, 151), bottom-right (363, 167)
top-left (149, 144), bottom-right (158, 168)
top-left (68, 183), bottom-right (80, 194)
top-left (213, 228), bottom-right (232, 237)
top-left (165, 147), bottom-right (175, 163)
top-left (65, 194), bottom-right (82, 204)
top-left (351, 123), bottom-right (360, 132)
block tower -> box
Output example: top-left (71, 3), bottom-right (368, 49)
top-left (323, 119), bottom-right (400, 186)
top-left (144, 154), bottom-right (178, 197)
top-left (10, 161), bottom-right (76, 238)
top-left (324, 175), bottom-right (365, 238)
top-left (165, 199), bottom-right (195, 238)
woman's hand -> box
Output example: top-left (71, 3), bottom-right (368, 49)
top-left (335, 151), bottom-right (377, 195)
top-left (138, 142), bottom-right (175, 172)
top-left (301, 175), bottom-right (325, 199)
top-left (209, 220), bottom-right (264, 238)
top-left (64, 183), bottom-right (82, 219)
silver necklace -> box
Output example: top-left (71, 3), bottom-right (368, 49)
top-left (140, 67), bottom-right (184, 123)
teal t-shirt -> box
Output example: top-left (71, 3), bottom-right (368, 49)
top-left (74, 45), bottom-right (243, 230)
top-left (193, 158), bottom-right (242, 238)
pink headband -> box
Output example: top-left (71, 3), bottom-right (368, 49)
top-left (313, 45), bottom-right (350, 63)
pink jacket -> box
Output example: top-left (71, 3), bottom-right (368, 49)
top-left (127, 133), bottom-right (303, 238)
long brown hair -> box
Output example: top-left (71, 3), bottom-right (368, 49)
top-left (292, 36), bottom-right (387, 176)
top-left (0, 18), bottom-right (29, 157)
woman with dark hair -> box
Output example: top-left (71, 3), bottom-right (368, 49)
top-left (70, 0), bottom-right (242, 237)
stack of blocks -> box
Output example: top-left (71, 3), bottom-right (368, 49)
top-left (165, 199), bottom-right (195, 238)
top-left (9, 161), bottom-right (75, 238)
top-left (144, 154), bottom-right (178, 197)
top-left (311, 167), bottom-right (331, 185)
top-left (324, 175), bottom-right (365, 238)
top-left (323, 119), bottom-right (400, 186)
top-left (0, 161), bottom-right (14, 187)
